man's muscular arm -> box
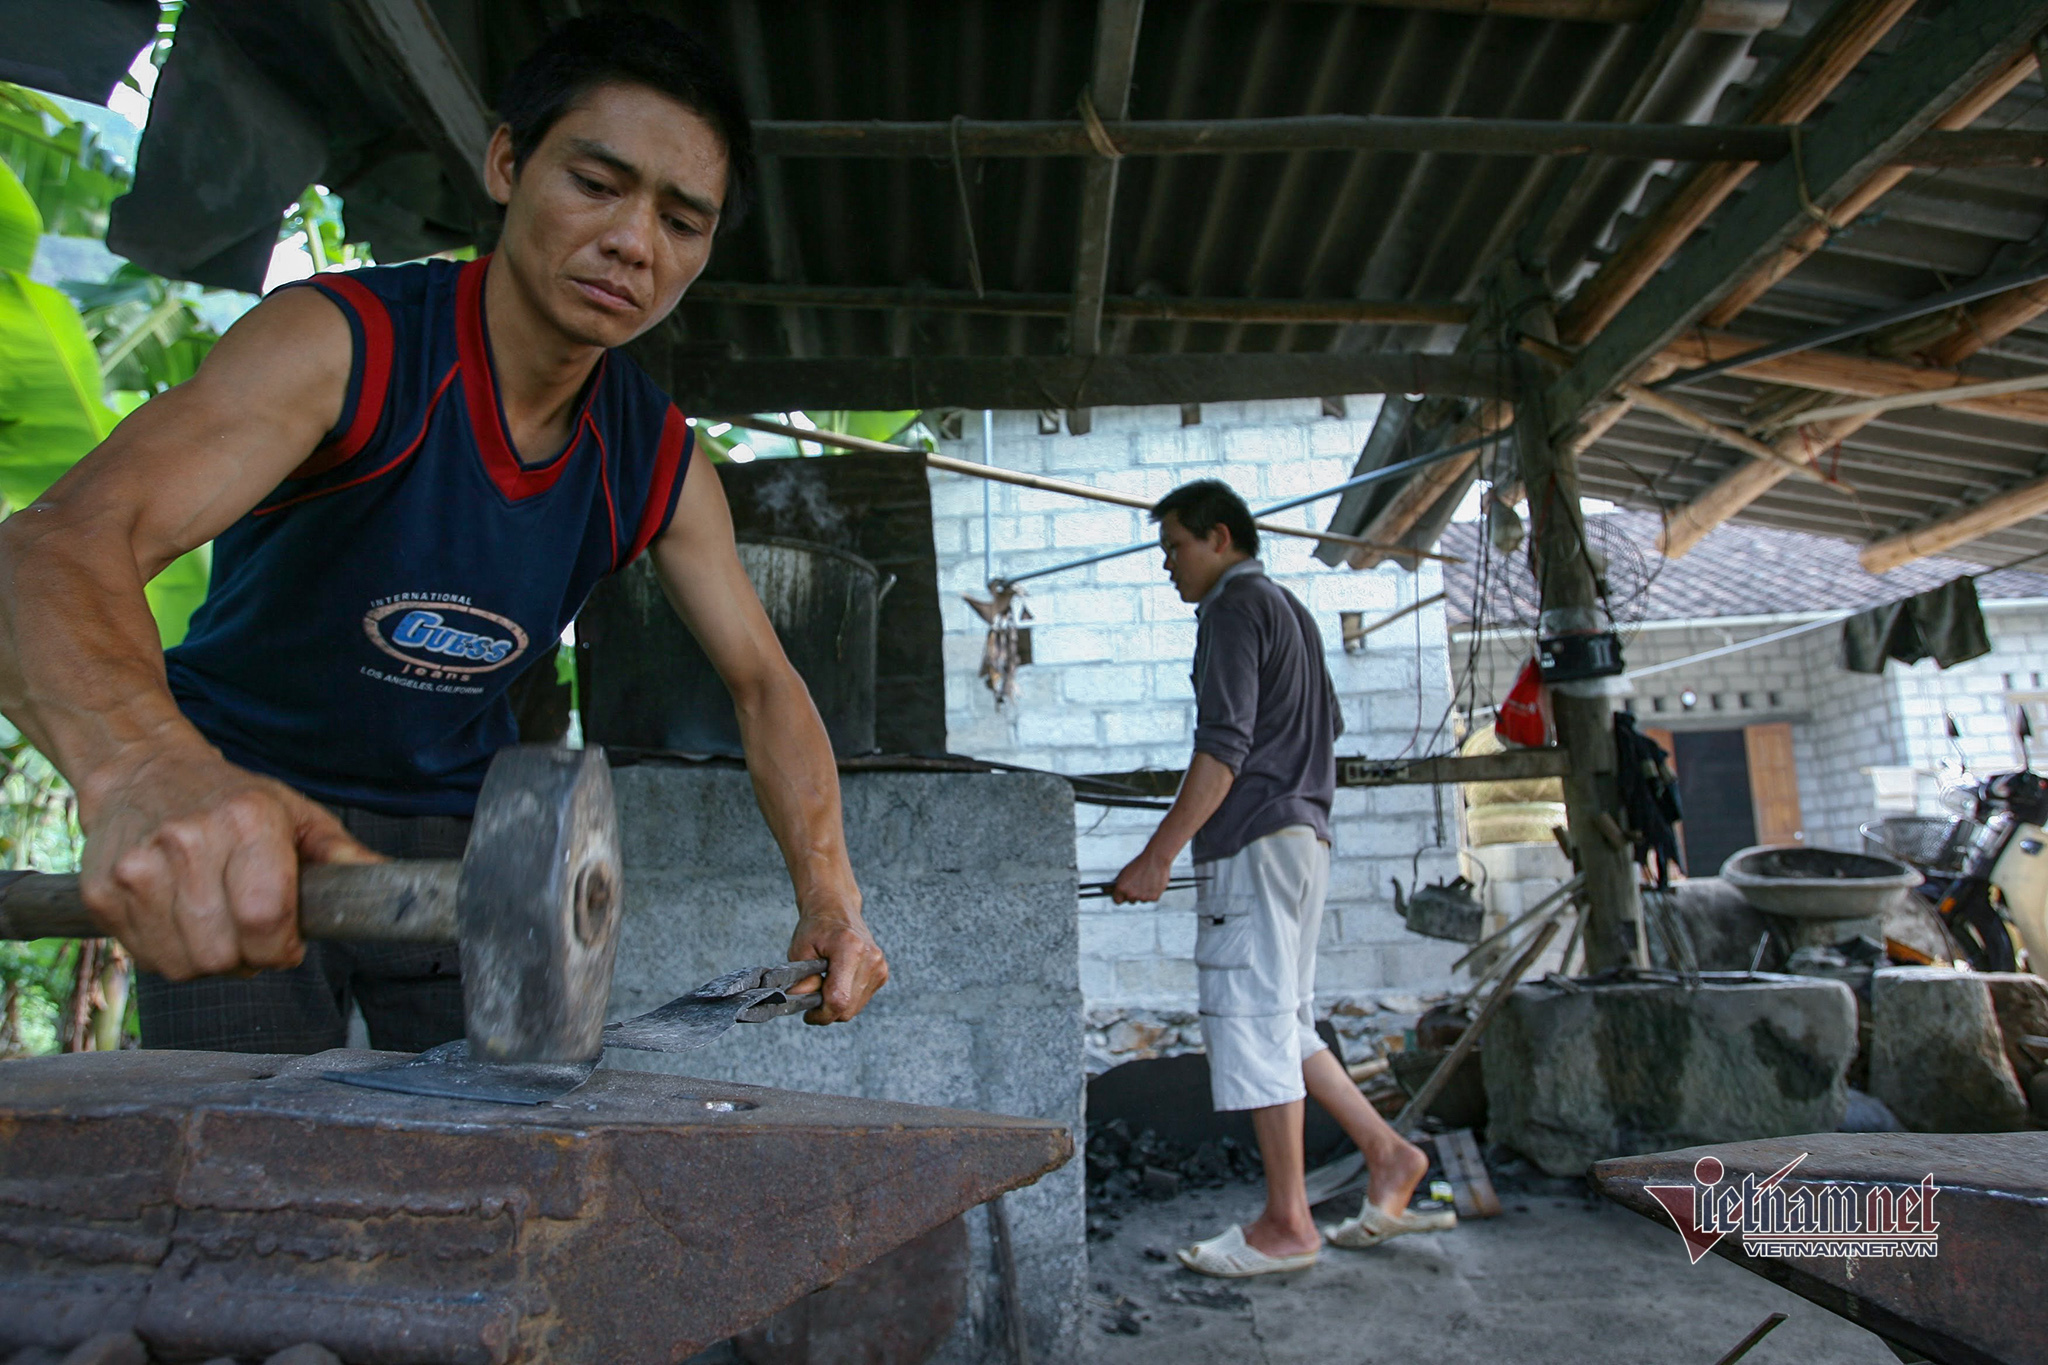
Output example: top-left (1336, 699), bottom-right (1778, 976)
top-left (647, 455), bottom-right (887, 1023)
top-left (0, 288), bottom-right (379, 979)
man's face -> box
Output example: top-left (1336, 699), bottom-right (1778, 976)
top-left (1159, 512), bottom-right (1239, 604)
top-left (485, 81), bottom-right (727, 349)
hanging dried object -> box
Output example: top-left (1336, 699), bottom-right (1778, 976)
top-left (964, 584), bottom-right (1032, 706)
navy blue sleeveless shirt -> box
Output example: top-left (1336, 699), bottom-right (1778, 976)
top-left (165, 257), bottom-right (693, 816)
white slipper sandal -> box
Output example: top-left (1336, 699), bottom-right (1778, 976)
top-left (1175, 1225), bottom-right (1319, 1278)
top-left (1321, 1201), bottom-right (1457, 1249)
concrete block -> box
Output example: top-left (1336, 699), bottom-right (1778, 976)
top-left (1158, 911), bottom-right (1197, 957)
top-left (1150, 663), bottom-right (1195, 700)
top-left (1081, 912), bottom-right (1160, 961)
top-left (1102, 708), bottom-right (1192, 746)
top-left (1041, 588), bottom-right (1140, 626)
top-left (1031, 627), bottom-right (1117, 664)
top-left (1014, 709), bottom-right (1099, 748)
top-left (1868, 968), bottom-right (2034, 1133)
top-left (1115, 956), bottom-right (1198, 1001)
top-left (1484, 976), bottom-right (1857, 1176)
top-left (1061, 663), bottom-right (1150, 703)
top-left (1051, 510), bottom-right (1142, 548)
top-left (609, 765), bottom-right (1083, 1364)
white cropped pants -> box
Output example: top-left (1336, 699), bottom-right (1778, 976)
top-left (1193, 824), bottom-right (1332, 1112)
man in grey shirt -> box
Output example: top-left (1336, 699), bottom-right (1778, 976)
top-left (1113, 480), bottom-right (1442, 1278)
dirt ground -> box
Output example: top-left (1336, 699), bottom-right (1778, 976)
top-left (1080, 1179), bottom-right (1898, 1365)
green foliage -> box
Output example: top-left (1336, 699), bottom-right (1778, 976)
top-left (0, 728), bottom-right (82, 1058)
top-left (0, 85), bottom-right (127, 240)
top-left (699, 411), bottom-right (930, 463)
top-left (284, 186), bottom-right (375, 274)
top-left (68, 264), bottom-right (217, 395)
top-left (0, 85), bottom-right (215, 647)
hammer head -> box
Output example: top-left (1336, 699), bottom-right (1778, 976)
top-left (458, 745), bottom-right (623, 1063)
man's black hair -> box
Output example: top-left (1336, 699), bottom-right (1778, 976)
top-left (1152, 479), bottom-right (1259, 556)
top-left (497, 12), bottom-right (756, 233)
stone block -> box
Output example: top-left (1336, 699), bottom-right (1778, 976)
top-left (1484, 976), bottom-right (1857, 1176)
top-left (609, 767), bottom-right (1082, 1362)
top-left (1868, 968), bottom-right (2035, 1133)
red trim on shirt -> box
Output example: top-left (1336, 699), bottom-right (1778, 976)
top-left (591, 413), bottom-right (620, 567)
top-left (254, 366), bottom-right (459, 516)
top-left (286, 274), bottom-right (395, 479)
top-left (625, 407), bottom-right (692, 563)
top-left (456, 256), bottom-right (601, 501)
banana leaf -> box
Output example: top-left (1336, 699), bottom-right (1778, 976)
top-left (0, 269), bottom-right (118, 508)
top-left (0, 87), bottom-right (127, 241)
top-left (0, 157), bottom-right (40, 273)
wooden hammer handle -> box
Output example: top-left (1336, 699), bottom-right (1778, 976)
top-left (0, 861), bottom-right (462, 943)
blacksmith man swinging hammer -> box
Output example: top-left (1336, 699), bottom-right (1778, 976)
top-left (0, 14), bottom-right (887, 1050)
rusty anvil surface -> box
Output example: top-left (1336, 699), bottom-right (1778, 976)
top-left (1594, 1133), bottom-right (2048, 1365)
top-left (0, 1050), bottom-right (1072, 1365)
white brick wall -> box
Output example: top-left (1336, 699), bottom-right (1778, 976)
top-left (931, 399), bottom-right (1463, 1013)
top-left (1453, 599), bottom-right (2048, 860)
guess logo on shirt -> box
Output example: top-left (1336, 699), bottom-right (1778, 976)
top-left (363, 596), bottom-right (529, 683)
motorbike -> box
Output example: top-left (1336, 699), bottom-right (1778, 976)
top-left (1867, 712), bottom-right (2048, 973)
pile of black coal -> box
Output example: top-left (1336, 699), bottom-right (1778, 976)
top-left (1085, 1116), bottom-right (1262, 1214)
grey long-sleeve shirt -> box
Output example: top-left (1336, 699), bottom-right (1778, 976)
top-left (1189, 560), bottom-right (1342, 863)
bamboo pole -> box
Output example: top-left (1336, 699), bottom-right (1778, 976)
top-left (1859, 470), bottom-right (2048, 573)
top-left (1757, 369), bottom-right (2048, 430)
top-left (1655, 332), bottom-right (2048, 426)
top-left (709, 416), bottom-right (1457, 563)
top-left (1621, 382), bottom-right (1834, 482)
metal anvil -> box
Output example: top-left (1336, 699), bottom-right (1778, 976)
top-left (0, 1050), bottom-right (1072, 1364)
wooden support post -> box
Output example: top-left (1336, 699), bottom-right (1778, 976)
top-left (1517, 352), bottom-right (1644, 970)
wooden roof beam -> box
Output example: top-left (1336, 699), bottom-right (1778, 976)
top-left (1553, 0), bottom-right (1918, 349)
top-left (1290, 0), bottom-right (1789, 26)
top-left (1548, 0), bottom-right (2048, 422)
top-left (749, 118), bottom-right (2046, 165)
top-left (1069, 0), bottom-right (1146, 362)
top-left (1347, 401), bottom-right (1515, 568)
top-left (629, 350), bottom-right (1532, 413)
top-left (1656, 330), bottom-right (2048, 425)
top-left (1860, 472), bottom-right (2048, 572)
top-left (726, 0), bottom-right (818, 359)
top-left (681, 281), bottom-right (1472, 325)
top-left (1702, 48), bottom-right (2040, 328)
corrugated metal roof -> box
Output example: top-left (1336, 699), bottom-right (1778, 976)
top-left (1571, 32), bottom-right (2048, 569)
top-left (61, 0), bottom-right (2048, 566)
top-left (1442, 507), bottom-right (2048, 628)
top-left (619, 0), bottom-right (1750, 364)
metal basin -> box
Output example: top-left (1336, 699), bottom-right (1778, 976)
top-left (1720, 844), bottom-right (1923, 920)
